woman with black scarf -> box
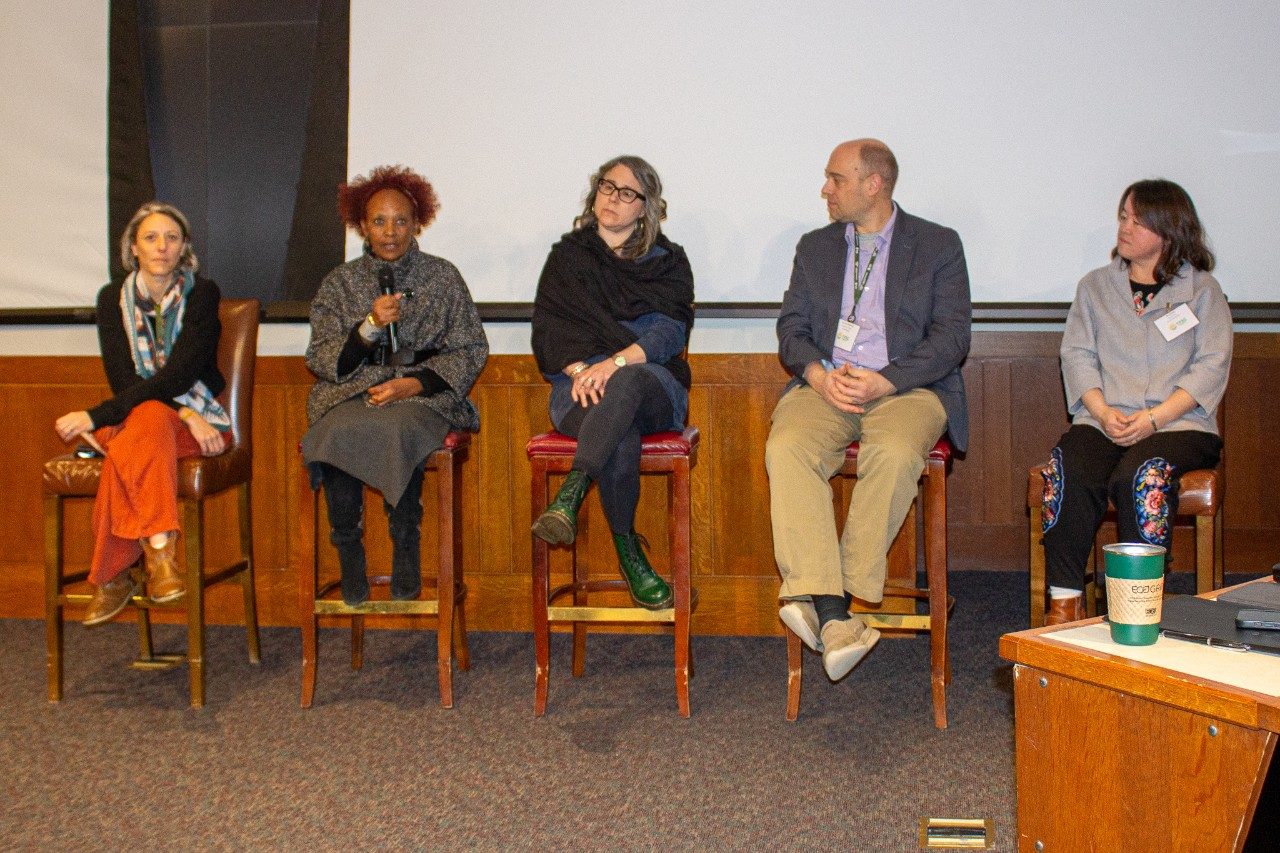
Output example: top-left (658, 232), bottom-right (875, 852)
top-left (531, 155), bottom-right (695, 610)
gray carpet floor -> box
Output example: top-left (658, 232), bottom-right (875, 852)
top-left (2, 570), bottom-right (1208, 851)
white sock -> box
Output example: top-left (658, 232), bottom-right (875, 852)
top-left (1049, 586), bottom-right (1082, 599)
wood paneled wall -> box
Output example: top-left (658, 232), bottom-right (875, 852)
top-left (3, 331), bottom-right (1277, 634)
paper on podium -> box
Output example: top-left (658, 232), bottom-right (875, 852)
top-left (1049, 622), bottom-right (1280, 697)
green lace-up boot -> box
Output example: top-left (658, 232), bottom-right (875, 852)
top-left (613, 531), bottom-right (673, 610)
top-left (532, 469), bottom-right (592, 545)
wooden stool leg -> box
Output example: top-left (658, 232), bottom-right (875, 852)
top-left (300, 608), bottom-right (319, 707)
top-left (436, 450), bottom-right (456, 709)
top-left (448, 448), bottom-right (470, 674)
top-left (1213, 508), bottom-right (1225, 589)
top-left (238, 483), bottom-right (261, 664)
top-left (924, 463), bottom-right (949, 730)
top-left (1195, 512), bottom-right (1215, 594)
top-left (44, 494), bottom-right (65, 702)
top-left (1086, 534), bottom-right (1104, 617)
top-left (299, 478), bottom-right (319, 708)
top-left (454, 590), bottom-right (470, 671)
top-left (532, 461), bottom-right (551, 716)
top-left (183, 501), bottom-right (206, 708)
top-left (672, 460), bottom-right (692, 718)
top-left (436, 585), bottom-right (454, 708)
top-left (137, 607), bottom-right (155, 660)
top-left (785, 626), bottom-right (802, 721)
top-left (571, 522), bottom-right (587, 678)
top-left (1028, 499), bottom-right (1047, 628)
top-left (351, 615), bottom-right (365, 670)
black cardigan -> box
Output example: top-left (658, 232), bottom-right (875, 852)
top-left (87, 276), bottom-right (225, 428)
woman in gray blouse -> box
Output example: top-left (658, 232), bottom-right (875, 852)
top-left (1038, 179), bottom-right (1231, 625)
top-left (302, 166), bottom-right (488, 605)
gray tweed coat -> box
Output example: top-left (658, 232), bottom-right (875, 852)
top-left (305, 242), bottom-right (488, 429)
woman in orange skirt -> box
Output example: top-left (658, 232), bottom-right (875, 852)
top-left (54, 202), bottom-right (231, 626)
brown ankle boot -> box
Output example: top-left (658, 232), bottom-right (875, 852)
top-left (1045, 594), bottom-right (1085, 626)
top-left (142, 534), bottom-right (184, 603)
top-left (84, 572), bottom-right (138, 627)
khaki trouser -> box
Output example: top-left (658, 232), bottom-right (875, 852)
top-left (765, 385), bottom-right (947, 602)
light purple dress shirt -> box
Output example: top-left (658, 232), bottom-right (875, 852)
top-left (832, 203), bottom-right (898, 370)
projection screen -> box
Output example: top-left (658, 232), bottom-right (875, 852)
top-left (349, 0), bottom-right (1279, 306)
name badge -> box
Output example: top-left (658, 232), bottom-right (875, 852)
top-left (835, 318), bottom-right (860, 351)
top-left (1156, 303), bottom-right (1198, 341)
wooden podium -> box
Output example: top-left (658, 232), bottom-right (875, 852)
top-left (1000, 613), bottom-right (1280, 852)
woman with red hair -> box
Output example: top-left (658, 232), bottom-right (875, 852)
top-left (302, 165), bottom-right (488, 605)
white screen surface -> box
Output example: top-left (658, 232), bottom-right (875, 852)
top-left (0, 2), bottom-right (109, 307)
top-left (350, 0), bottom-right (1279, 304)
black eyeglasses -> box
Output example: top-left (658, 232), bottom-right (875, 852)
top-left (597, 178), bottom-right (645, 204)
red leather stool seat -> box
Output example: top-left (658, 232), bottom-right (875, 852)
top-left (528, 427), bottom-right (699, 717)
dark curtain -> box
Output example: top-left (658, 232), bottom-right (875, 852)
top-left (109, 0), bottom-right (348, 309)
top-left (108, 0), bottom-right (156, 284)
top-left (283, 0), bottom-right (349, 302)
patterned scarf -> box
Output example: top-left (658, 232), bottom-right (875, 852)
top-left (120, 271), bottom-right (231, 431)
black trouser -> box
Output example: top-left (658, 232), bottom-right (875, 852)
top-left (1040, 424), bottom-right (1222, 590)
top-left (556, 367), bottom-right (676, 535)
top-left (318, 461), bottom-right (425, 601)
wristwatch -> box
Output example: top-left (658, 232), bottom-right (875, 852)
top-left (613, 354), bottom-right (627, 367)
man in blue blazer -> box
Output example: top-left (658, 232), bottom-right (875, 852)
top-left (766, 139), bottom-right (971, 681)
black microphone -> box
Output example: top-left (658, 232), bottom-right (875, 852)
top-left (377, 265), bottom-right (400, 354)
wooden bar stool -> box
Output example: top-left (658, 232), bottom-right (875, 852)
top-left (1027, 404), bottom-right (1225, 627)
top-left (297, 431), bottom-right (471, 708)
top-left (43, 298), bottom-right (261, 708)
top-left (1026, 464), bottom-right (1223, 628)
top-left (784, 437), bottom-right (954, 729)
top-left (528, 427), bottom-right (699, 717)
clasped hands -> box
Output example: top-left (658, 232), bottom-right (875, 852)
top-left (811, 363), bottom-right (895, 414)
top-left (569, 359), bottom-right (620, 407)
top-left (366, 376), bottom-right (423, 407)
top-left (1098, 406), bottom-right (1157, 447)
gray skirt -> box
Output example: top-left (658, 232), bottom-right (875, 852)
top-left (301, 396), bottom-right (450, 505)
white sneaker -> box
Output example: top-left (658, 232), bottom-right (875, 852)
top-left (820, 617), bottom-right (880, 681)
top-left (779, 600), bottom-right (823, 652)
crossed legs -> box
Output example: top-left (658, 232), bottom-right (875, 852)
top-left (766, 385), bottom-right (946, 678)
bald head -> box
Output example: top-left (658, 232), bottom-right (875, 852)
top-left (822, 139), bottom-right (898, 230)
top-left (836, 139), bottom-right (898, 197)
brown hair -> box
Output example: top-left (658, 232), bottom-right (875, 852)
top-left (119, 201), bottom-right (198, 273)
top-left (573, 155), bottom-right (667, 260)
top-left (1112, 179), bottom-right (1214, 283)
top-left (857, 140), bottom-right (899, 196)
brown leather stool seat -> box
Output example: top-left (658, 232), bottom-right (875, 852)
top-left (43, 298), bottom-right (261, 707)
top-left (1027, 463), bottom-right (1223, 628)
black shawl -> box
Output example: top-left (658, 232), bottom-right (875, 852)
top-left (531, 228), bottom-right (695, 388)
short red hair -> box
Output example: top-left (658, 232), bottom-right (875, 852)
top-left (337, 165), bottom-right (439, 231)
